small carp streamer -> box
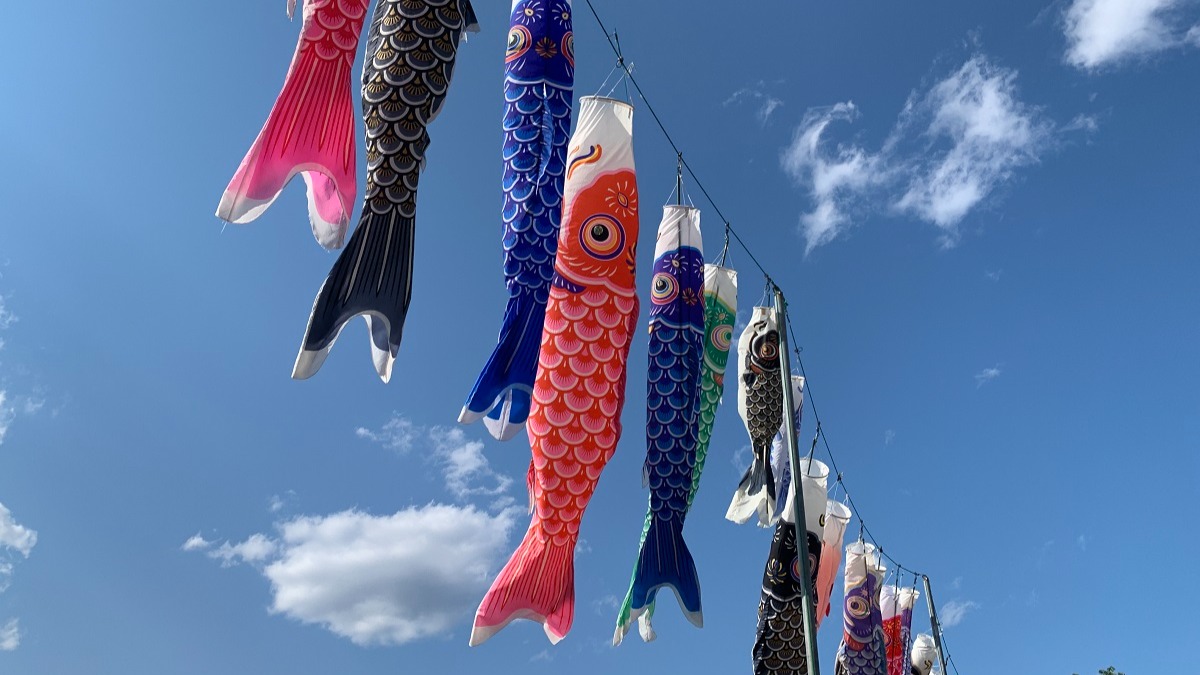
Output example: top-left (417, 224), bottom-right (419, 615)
top-left (909, 634), bottom-right (938, 675)
top-left (882, 586), bottom-right (920, 675)
top-left (815, 500), bottom-right (853, 628)
top-left (836, 542), bottom-right (888, 675)
top-left (727, 307), bottom-right (783, 526)
top-left (217, 0), bottom-right (370, 249)
top-left (293, 0), bottom-right (479, 382)
top-left (769, 375), bottom-right (806, 524)
top-left (632, 262), bottom-right (737, 642)
top-left (471, 96), bottom-right (639, 646)
top-left (614, 205), bottom-right (705, 646)
top-left (751, 458), bottom-right (828, 675)
top-left (460, 0), bottom-right (575, 441)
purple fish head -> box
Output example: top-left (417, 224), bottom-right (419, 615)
top-left (507, 0), bottom-right (574, 88)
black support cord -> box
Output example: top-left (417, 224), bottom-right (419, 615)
top-left (580, 0), bottom-right (959, 667)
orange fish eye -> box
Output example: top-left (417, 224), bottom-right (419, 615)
top-left (506, 25), bottom-right (532, 63)
top-left (651, 273), bottom-right (679, 305)
top-left (579, 215), bottom-right (625, 260)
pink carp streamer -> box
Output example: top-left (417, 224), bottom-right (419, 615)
top-left (216, 0), bottom-right (368, 249)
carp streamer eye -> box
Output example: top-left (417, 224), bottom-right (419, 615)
top-left (580, 215), bottom-right (625, 260)
top-left (711, 323), bottom-right (733, 351)
top-left (562, 32), bottom-right (574, 67)
top-left (506, 25), bottom-right (532, 63)
top-left (651, 273), bottom-right (679, 305)
top-left (848, 595), bottom-right (871, 619)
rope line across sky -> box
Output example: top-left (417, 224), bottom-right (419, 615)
top-left (580, 0), bottom-right (959, 666)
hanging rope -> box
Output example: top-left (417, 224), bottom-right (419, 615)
top-left (579, 0), bottom-right (961, 667)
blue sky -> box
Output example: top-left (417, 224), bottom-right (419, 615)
top-left (1, 0), bottom-right (1198, 673)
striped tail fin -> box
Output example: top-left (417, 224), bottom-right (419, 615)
top-left (458, 293), bottom-right (542, 441)
top-left (726, 443), bottom-right (777, 526)
top-left (613, 519), bottom-right (703, 645)
top-left (470, 527), bottom-right (575, 646)
top-left (292, 208), bottom-right (413, 382)
top-left (215, 33), bottom-right (355, 249)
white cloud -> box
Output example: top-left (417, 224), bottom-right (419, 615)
top-left (355, 416), bottom-right (418, 453)
top-left (0, 296), bottom-right (14, 332)
top-left (884, 429), bottom-right (896, 445)
top-left (1063, 0), bottom-right (1200, 69)
top-left (0, 619), bottom-right (19, 651)
top-left (975, 365), bottom-right (1002, 387)
top-left (940, 599), bottom-right (980, 628)
top-left (985, 269), bottom-right (1004, 282)
top-left (0, 392), bottom-right (12, 447)
top-left (194, 506), bottom-right (518, 646)
top-left (782, 54), bottom-right (1059, 252)
top-left (725, 82), bottom-right (785, 126)
top-left (269, 491), bottom-right (297, 514)
top-left (0, 504), bottom-right (36, 558)
top-left (782, 102), bottom-right (888, 253)
top-left (950, 576), bottom-right (963, 591)
top-left (530, 649), bottom-right (553, 662)
top-left (1077, 534), bottom-right (1088, 551)
top-left (358, 415), bottom-right (512, 500)
top-left (896, 57), bottom-right (1053, 246)
top-left (181, 533), bottom-right (211, 552)
top-left (427, 427), bottom-right (513, 499)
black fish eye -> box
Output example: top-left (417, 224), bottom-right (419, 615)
top-left (591, 224), bottom-right (609, 241)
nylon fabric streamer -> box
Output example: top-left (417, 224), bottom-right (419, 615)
top-left (459, 0), bottom-right (575, 441)
top-left (292, 0), bottom-right (480, 382)
top-left (635, 262), bottom-right (737, 641)
top-left (614, 205), bottom-right (705, 646)
top-left (836, 542), bottom-right (887, 675)
top-left (727, 306), bottom-right (783, 526)
top-left (471, 96), bottom-right (639, 647)
top-left (216, 0), bottom-right (370, 249)
top-left (815, 500), bottom-right (852, 628)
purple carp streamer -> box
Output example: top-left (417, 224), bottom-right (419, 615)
top-left (633, 263), bottom-right (737, 642)
top-left (836, 542), bottom-right (887, 675)
top-left (293, 0), bottom-right (479, 382)
top-left (614, 206), bottom-right (705, 646)
top-left (460, 0), bottom-right (575, 441)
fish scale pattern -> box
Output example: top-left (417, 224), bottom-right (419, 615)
top-left (614, 207), bottom-right (705, 645)
top-left (293, 0), bottom-right (477, 382)
top-left (216, 0), bottom-right (371, 248)
top-left (471, 98), bottom-right (638, 646)
top-left (461, 0), bottom-right (575, 440)
top-left (727, 307), bottom-right (784, 526)
top-left (753, 519), bottom-right (821, 674)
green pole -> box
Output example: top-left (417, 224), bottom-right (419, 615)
top-left (773, 288), bottom-right (821, 675)
top-left (922, 575), bottom-right (950, 675)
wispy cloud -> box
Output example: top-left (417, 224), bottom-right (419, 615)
top-left (1077, 534), bottom-right (1088, 551)
top-left (725, 81), bottom-right (785, 126)
top-left (1063, 0), bottom-right (1200, 70)
top-left (950, 576), bottom-right (963, 591)
top-left (781, 52), bottom-right (1078, 252)
top-left (358, 415), bottom-right (512, 501)
top-left (0, 503), bottom-right (37, 562)
top-left (884, 429), bottom-right (896, 445)
top-left (984, 269), bottom-right (1004, 282)
top-left (940, 599), bottom-right (980, 628)
top-left (530, 649), bottom-right (553, 663)
top-left (268, 490), bottom-right (296, 514)
top-left (975, 365), bottom-right (1003, 387)
top-left (0, 619), bottom-right (18, 651)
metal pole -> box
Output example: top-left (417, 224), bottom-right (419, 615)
top-left (773, 288), bottom-right (821, 675)
top-left (922, 575), bottom-right (950, 675)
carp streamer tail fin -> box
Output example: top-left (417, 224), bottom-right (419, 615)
top-left (614, 519), bottom-right (703, 645)
top-left (458, 292), bottom-right (542, 441)
top-left (216, 41), bottom-right (355, 249)
top-left (470, 529), bottom-right (575, 646)
top-left (726, 444), bottom-right (777, 527)
top-left (293, 209), bottom-right (413, 382)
